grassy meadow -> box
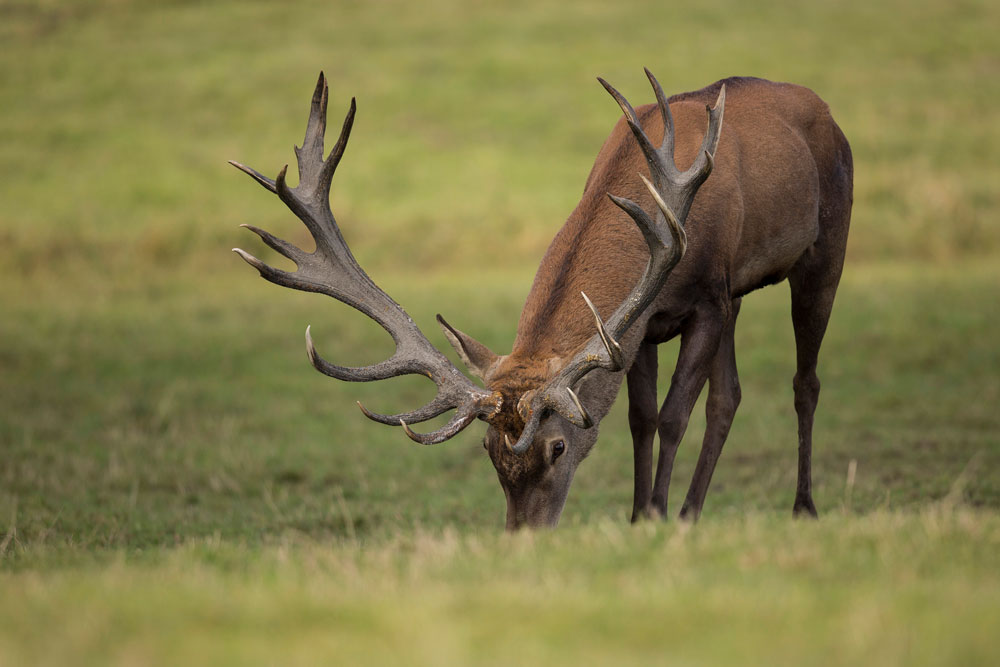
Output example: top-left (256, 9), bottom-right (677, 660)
top-left (1, 0), bottom-right (998, 664)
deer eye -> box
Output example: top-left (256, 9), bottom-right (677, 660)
top-left (551, 440), bottom-right (566, 462)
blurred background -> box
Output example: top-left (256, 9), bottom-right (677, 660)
top-left (4, 0), bottom-right (997, 267)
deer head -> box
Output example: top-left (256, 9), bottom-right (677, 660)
top-left (233, 70), bottom-right (724, 529)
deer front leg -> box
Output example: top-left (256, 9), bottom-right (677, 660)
top-left (626, 341), bottom-right (659, 521)
top-left (679, 298), bottom-right (742, 520)
top-left (650, 304), bottom-right (727, 517)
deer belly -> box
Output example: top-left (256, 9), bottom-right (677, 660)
top-left (733, 213), bottom-right (819, 296)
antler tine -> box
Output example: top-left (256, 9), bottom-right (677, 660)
top-left (305, 324), bottom-right (412, 383)
top-left (644, 67), bottom-right (675, 164)
top-left (597, 76), bottom-right (664, 185)
top-left (596, 76), bottom-right (639, 126)
top-left (581, 291), bottom-right (624, 371)
top-left (509, 70), bottom-right (725, 453)
top-left (509, 409), bottom-right (544, 453)
top-left (229, 160), bottom-right (277, 193)
top-left (324, 96), bottom-right (356, 189)
top-left (681, 83), bottom-right (726, 195)
top-left (239, 223), bottom-right (310, 266)
top-left (400, 406), bottom-right (481, 445)
top-left (356, 395), bottom-right (453, 427)
top-left (506, 383), bottom-right (593, 454)
top-left (293, 71), bottom-right (329, 191)
top-left (565, 388), bottom-right (592, 428)
top-left (233, 74), bottom-right (499, 445)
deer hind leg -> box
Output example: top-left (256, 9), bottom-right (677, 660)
top-left (678, 298), bottom-right (742, 521)
top-left (626, 341), bottom-right (659, 521)
top-left (650, 303), bottom-right (728, 517)
top-left (788, 241), bottom-right (847, 518)
top-left (788, 124), bottom-right (852, 518)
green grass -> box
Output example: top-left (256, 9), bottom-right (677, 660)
top-left (2, 261), bottom-right (998, 552)
top-left (1, 0), bottom-right (999, 664)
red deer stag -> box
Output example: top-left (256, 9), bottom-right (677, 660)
top-left (232, 69), bottom-right (852, 529)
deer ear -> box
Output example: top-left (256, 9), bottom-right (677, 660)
top-left (436, 314), bottom-right (500, 382)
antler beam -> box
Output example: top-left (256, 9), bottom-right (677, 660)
top-left (232, 73), bottom-right (499, 444)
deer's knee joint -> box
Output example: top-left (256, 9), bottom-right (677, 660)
top-left (793, 371), bottom-right (820, 411)
top-left (793, 371), bottom-right (820, 396)
top-left (707, 376), bottom-right (740, 419)
top-left (657, 415), bottom-right (686, 447)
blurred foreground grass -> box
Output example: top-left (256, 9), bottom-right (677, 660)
top-left (2, 511), bottom-right (998, 665)
top-left (2, 0), bottom-right (999, 664)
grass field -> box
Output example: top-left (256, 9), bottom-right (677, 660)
top-left (1, 0), bottom-right (998, 664)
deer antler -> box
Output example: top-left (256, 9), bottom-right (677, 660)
top-left (232, 73), bottom-right (500, 444)
top-left (509, 69), bottom-right (725, 453)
